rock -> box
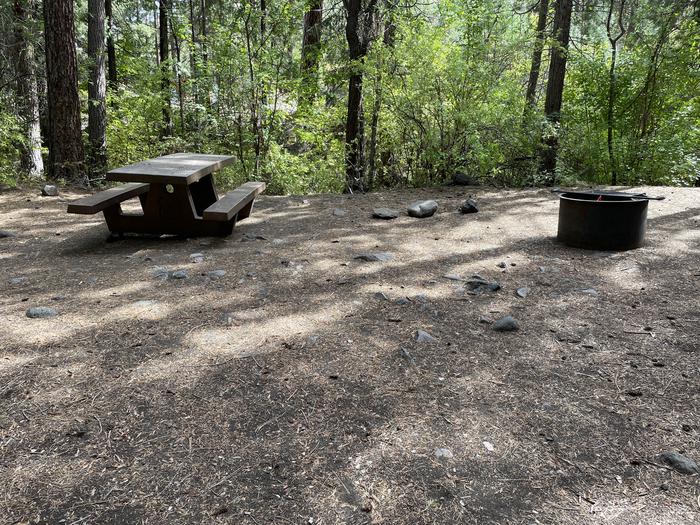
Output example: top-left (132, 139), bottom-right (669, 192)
top-left (333, 208), bottom-right (346, 217)
top-left (443, 274), bottom-right (463, 281)
top-left (434, 448), bottom-right (454, 460)
top-left (152, 267), bottom-right (170, 280)
top-left (415, 329), bottom-right (437, 343)
top-left (399, 347), bottom-right (415, 365)
top-left (492, 315), bottom-right (519, 332)
top-left (395, 297), bottom-right (410, 306)
top-left (459, 198), bottom-right (479, 214)
top-left (580, 288), bottom-right (598, 296)
top-left (412, 294), bottom-right (429, 303)
top-left (241, 233), bottom-right (267, 242)
top-left (374, 292), bottom-right (389, 301)
top-left (355, 252), bottom-right (393, 262)
top-left (516, 287), bottom-right (530, 298)
top-left (41, 184), bottom-right (59, 197)
top-left (0, 230), bottom-right (16, 238)
top-left (372, 207), bottom-right (399, 220)
top-left (190, 253), bottom-right (205, 263)
top-left (407, 200), bottom-right (438, 218)
top-left (8, 277), bottom-right (26, 285)
top-left (171, 269), bottom-right (188, 279)
top-left (483, 441), bottom-right (495, 452)
top-left (478, 316), bottom-right (492, 324)
top-left (207, 270), bottom-right (227, 280)
top-left (453, 172), bottom-right (478, 186)
top-left (497, 261), bottom-right (507, 269)
top-left (466, 275), bottom-right (501, 294)
top-left (26, 306), bottom-right (58, 319)
top-left (659, 451), bottom-right (699, 474)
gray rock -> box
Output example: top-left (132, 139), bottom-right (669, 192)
top-left (395, 297), bottom-right (410, 306)
top-left (478, 316), bottom-right (493, 324)
top-left (497, 261), bottom-right (507, 268)
top-left (374, 292), bottom-right (389, 301)
top-left (412, 294), bottom-right (429, 303)
top-left (26, 306), bottom-right (58, 319)
top-left (415, 329), bottom-right (437, 343)
top-left (399, 347), bottom-right (415, 365)
top-left (407, 200), bottom-right (438, 218)
top-left (241, 233), bottom-right (267, 242)
top-left (190, 253), bottom-right (205, 263)
top-left (8, 277), bottom-right (26, 285)
top-left (355, 252), bottom-right (393, 262)
top-left (466, 275), bottom-right (501, 294)
top-left (516, 287), bottom-right (530, 298)
top-left (459, 198), bottom-right (479, 214)
top-left (443, 274), bottom-right (463, 281)
top-left (372, 207), bottom-right (399, 220)
top-left (171, 269), bottom-right (188, 279)
top-left (207, 270), bottom-right (227, 280)
top-left (152, 267), bottom-right (170, 280)
top-left (41, 184), bottom-right (59, 197)
top-left (659, 451), bottom-right (700, 474)
top-left (0, 230), bottom-right (16, 238)
top-left (453, 172), bottom-right (479, 186)
top-left (333, 208), bottom-right (346, 217)
top-left (492, 315), bottom-right (519, 332)
top-left (434, 447), bottom-right (454, 460)
top-left (579, 288), bottom-right (598, 296)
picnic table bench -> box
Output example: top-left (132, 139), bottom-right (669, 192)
top-left (67, 153), bottom-right (265, 237)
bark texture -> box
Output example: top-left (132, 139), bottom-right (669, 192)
top-left (88, 0), bottom-right (107, 176)
top-left (11, 0), bottom-right (44, 178)
top-left (105, 0), bottom-right (117, 85)
top-left (524, 0), bottom-right (549, 110)
top-left (159, 0), bottom-right (173, 136)
top-left (300, 0), bottom-right (322, 103)
top-left (43, 0), bottom-right (85, 181)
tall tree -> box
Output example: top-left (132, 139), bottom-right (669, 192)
top-left (539, 0), bottom-right (572, 177)
top-left (524, 0), bottom-right (549, 111)
top-left (88, 0), bottom-right (107, 177)
top-left (606, 0), bottom-right (628, 185)
top-left (300, 0), bottom-right (323, 104)
top-left (43, 0), bottom-right (85, 181)
top-left (105, 0), bottom-right (117, 85)
top-left (159, 0), bottom-right (173, 136)
top-left (11, 0), bottom-right (44, 178)
top-left (343, 0), bottom-right (379, 193)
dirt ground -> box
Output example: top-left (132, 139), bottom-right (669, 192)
top-left (0, 184), bottom-right (698, 525)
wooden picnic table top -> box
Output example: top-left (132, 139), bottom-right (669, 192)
top-left (106, 153), bottom-right (235, 185)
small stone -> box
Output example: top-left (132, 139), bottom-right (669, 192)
top-left (189, 253), bottom-right (205, 263)
top-left (374, 292), bottom-right (389, 301)
top-left (372, 207), bottom-right (399, 220)
top-left (443, 274), bottom-right (463, 281)
top-left (659, 451), bottom-right (700, 475)
top-left (478, 316), bottom-right (492, 324)
top-left (207, 270), bottom-right (226, 280)
top-left (580, 288), bottom-right (598, 296)
top-left (355, 252), bottom-right (393, 262)
top-left (8, 277), bottom-right (26, 285)
top-left (395, 297), bottom-right (410, 306)
top-left (41, 184), bottom-right (59, 197)
top-left (26, 306), bottom-right (58, 319)
top-left (483, 441), bottom-right (495, 452)
top-left (434, 448), bottom-right (453, 460)
top-left (241, 233), bottom-right (267, 242)
top-left (171, 270), bottom-right (188, 279)
top-left (459, 198), bottom-right (479, 214)
top-left (415, 329), bottom-right (437, 343)
top-left (407, 200), bottom-right (438, 218)
top-left (333, 208), bottom-right (346, 217)
top-left (152, 266), bottom-right (169, 280)
top-left (497, 261), bottom-right (507, 268)
top-left (516, 287), bottom-right (530, 298)
top-left (399, 347), bottom-right (415, 365)
top-left (412, 294), bottom-right (428, 303)
top-left (492, 315), bottom-right (519, 332)
top-left (0, 230), bottom-right (16, 239)
top-left (466, 275), bottom-right (501, 294)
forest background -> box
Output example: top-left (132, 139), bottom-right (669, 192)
top-left (1, 0), bottom-right (698, 194)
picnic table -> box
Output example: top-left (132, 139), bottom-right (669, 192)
top-left (67, 153), bottom-right (265, 237)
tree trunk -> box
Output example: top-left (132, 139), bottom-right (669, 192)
top-left (159, 0), bottom-right (173, 136)
top-left (300, 0), bottom-right (322, 105)
top-left (607, 0), bottom-right (627, 186)
top-left (343, 0), bottom-right (377, 193)
top-left (88, 0), bottom-right (107, 178)
top-left (11, 0), bottom-right (44, 178)
top-left (43, 0), bottom-right (85, 182)
top-left (105, 0), bottom-right (117, 85)
top-left (524, 0), bottom-right (549, 111)
top-left (539, 0), bottom-right (572, 177)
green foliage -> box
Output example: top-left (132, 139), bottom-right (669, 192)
top-left (0, 102), bottom-right (23, 186)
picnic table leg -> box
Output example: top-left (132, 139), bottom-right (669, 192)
top-left (188, 174), bottom-right (218, 216)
